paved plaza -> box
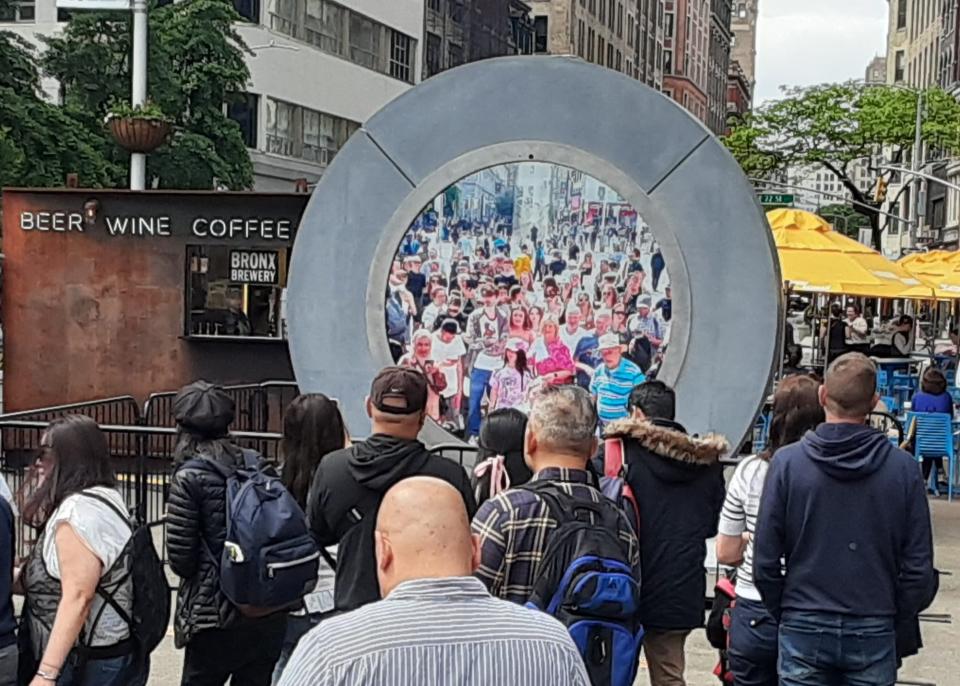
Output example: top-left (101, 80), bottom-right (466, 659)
top-left (145, 498), bottom-right (960, 686)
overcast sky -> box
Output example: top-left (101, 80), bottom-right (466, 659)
top-left (754, 0), bottom-right (889, 103)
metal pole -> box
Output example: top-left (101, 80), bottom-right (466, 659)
top-left (909, 90), bottom-right (924, 246)
top-left (130, 0), bottom-right (148, 190)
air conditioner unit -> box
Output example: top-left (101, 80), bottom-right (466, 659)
top-left (858, 228), bottom-right (873, 245)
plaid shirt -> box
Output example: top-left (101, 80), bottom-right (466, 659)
top-left (472, 467), bottom-right (641, 605)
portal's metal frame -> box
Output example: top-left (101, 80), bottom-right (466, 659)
top-left (287, 56), bottom-right (783, 449)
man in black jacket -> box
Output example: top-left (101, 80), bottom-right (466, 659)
top-left (308, 367), bottom-right (476, 612)
top-left (604, 381), bottom-right (727, 686)
top-left (166, 381), bottom-right (286, 686)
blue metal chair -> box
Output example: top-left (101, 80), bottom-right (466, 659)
top-left (752, 413), bottom-right (771, 454)
top-left (893, 372), bottom-right (918, 414)
top-left (906, 412), bottom-right (955, 501)
top-left (950, 387), bottom-right (960, 408)
top-left (876, 369), bottom-right (890, 396)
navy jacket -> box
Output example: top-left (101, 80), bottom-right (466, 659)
top-left (754, 423), bottom-right (934, 622)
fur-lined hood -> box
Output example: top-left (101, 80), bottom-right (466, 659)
top-left (604, 418), bottom-right (729, 465)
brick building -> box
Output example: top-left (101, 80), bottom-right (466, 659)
top-left (663, 0), bottom-right (710, 125)
top-left (707, 0), bottom-right (733, 134)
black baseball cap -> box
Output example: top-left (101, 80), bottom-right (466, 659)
top-left (370, 367), bottom-right (428, 415)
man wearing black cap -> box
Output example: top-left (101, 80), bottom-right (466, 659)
top-left (307, 367), bottom-right (476, 612)
top-left (166, 381), bottom-right (286, 686)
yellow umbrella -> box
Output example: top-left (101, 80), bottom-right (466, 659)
top-left (898, 251), bottom-right (960, 298)
top-left (767, 209), bottom-right (935, 299)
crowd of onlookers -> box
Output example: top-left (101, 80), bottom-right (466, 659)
top-left (386, 218), bottom-right (672, 440)
top-left (0, 349), bottom-right (941, 686)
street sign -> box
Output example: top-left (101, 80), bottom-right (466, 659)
top-left (759, 193), bottom-right (794, 206)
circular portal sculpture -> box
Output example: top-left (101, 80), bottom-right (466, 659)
top-left (288, 56), bottom-right (782, 449)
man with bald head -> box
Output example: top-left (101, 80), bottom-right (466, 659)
top-left (754, 353), bottom-right (935, 686)
top-left (307, 367), bottom-right (475, 613)
top-left (280, 477), bottom-right (589, 686)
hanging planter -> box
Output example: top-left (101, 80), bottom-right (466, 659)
top-left (106, 101), bottom-right (172, 154)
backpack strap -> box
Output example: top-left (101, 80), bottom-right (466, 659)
top-left (318, 546), bottom-right (338, 571)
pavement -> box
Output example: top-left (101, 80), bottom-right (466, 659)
top-left (146, 497), bottom-right (960, 686)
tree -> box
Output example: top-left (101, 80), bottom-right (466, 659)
top-left (817, 203), bottom-right (872, 240)
top-left (723, 82), bottom-right (960, 250)
top-left (42, 0), bottom-right (253, 190)
top-left (0, 12), bottom-right (119, 188)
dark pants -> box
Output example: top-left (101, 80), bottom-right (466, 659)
top-left (182, 618), bottom-right (286, 686)
top-left (652, 264), bottom-right (664, 291)
top-left (59, 651), bottom-right (148, 686)
top-left (779, 611), bottom-right (896, 686)
top-left (922, 457), bottom-right (945, 487)
top-left (271, 614), bottom-right (323, 685)
top-left (727, 598), bottom-right (778, 686)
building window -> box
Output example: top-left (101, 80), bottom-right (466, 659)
top-left (448, 43), bottom-right (464, 68)
top-left (663, 49), bottom-right (672, 74)
top-left (267, 0), bottom-right (417, 83)
top-left (265, 97), bottom-right (360, 165)
top-left (448, 0), bottom-right (463, 22)
top-left (232, 0), bottom-right (259, 22)
top-left (895, 50), bottom-right (905, 82)
top-left (616, 49), bottom-right (622, 71)
top-left (534, 15), bottom-right (549, 53)
top-left (598, 36), bottom-right (605, 65)
top-left (186, 246), bottom-right (291, 339)
top-left (578, 19), bottom-right (585, 56)
top-left (588, 27), bottom-right (595, 61)
top-left (0, 0), bottom-right (35, 21)
top-left (607, 43), bottom-right (614, 67)
top-left (896, 0), bottom-right (907, 29)
top-left (589, 0), bottom-right (596, 15)
top-left (227, 93), bottom-right (260, 149)
top-left (617, 3), bottom-right (624, 37)
top-left (428, 0), bottom-right (441, 10)
top-left (389, 30), bottom-right (413, 82)
top-left (425, 32), bottom-right (442, 77)
top-left (737, 3), bottom-right (746, 18)
top-left (599, 0), bottom-right (606, 24)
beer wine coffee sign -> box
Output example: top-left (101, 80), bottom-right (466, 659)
top-left (230, 250), bottom-right (279, 285)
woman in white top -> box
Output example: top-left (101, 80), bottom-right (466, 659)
top-left (19, 415), bottom-right (143, 686)
top-left (716, 375), bottom-right (824, 686)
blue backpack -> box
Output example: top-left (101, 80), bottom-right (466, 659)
top-left (520, 481), bottom-right (643, 686)
top-left (184, 450), bottom-right (320, 617)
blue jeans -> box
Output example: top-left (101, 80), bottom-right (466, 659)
top-left (728, 597), bottom-right (778, 686)
top-left (779, 611), bottom-right (896, 686)
top-left (271, 613), bottom-right (324, 685)
top-left (59, 651), bottom-right (148, 686)
top-left (467, 367), bottom-right (493, 437)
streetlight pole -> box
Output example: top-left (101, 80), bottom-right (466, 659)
top-left (909, 89), bottom-right (924, 246)
top-left (130, 0), bottom-right (148, 190)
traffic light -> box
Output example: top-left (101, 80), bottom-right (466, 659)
top-left (874, 177), bottom-right (889, 203)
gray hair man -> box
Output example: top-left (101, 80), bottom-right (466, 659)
top-left (280, 477), bottom-right (590, 686)
top-left (472, 385), bottom-right (640, 604)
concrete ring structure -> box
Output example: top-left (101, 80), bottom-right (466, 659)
top-left (288, 55), bottom-right (782, 450)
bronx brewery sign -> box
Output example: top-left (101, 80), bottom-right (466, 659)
top-left (230, 250), bottom-right (279, 285)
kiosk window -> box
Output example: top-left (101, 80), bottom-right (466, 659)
top-left (186, 246), bottom-right (289, 339)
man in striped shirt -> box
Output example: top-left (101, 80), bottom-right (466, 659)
top-left (590, 332), bottom-right (646, 425)
top-left (279, 476), bottom-right (589, 686)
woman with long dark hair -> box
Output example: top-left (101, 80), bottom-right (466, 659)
top-left (273, 394), bottom-right (348, 683)
top-left (20, 414), bottom-right (145, 686)
top-left (488, 339), bottom-right (533, 412)
top-left (472, 408), bottom-right (531, 507)
top-left (715, 375), bottom-right (825, 686)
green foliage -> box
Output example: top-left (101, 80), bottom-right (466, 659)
top-left (0, 30), bottom-right (120, 188)
top-left (42, 0), bottom-right (253, 190)
top-left (818, 203), bottom-right (872, 239)
top-left (107, 99), bottom-right (171, 122)
top-left (723, 81), bottom-right (960, 248)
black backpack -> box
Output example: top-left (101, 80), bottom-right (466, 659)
top-left (519, 481), bottom-right (643, 686)
top-left (82, 492), bottom-right (170, 656)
